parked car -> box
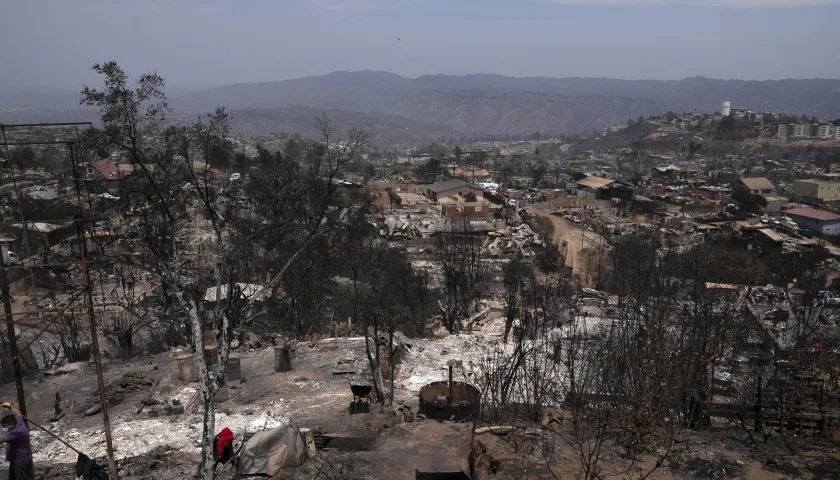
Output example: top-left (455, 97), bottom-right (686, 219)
top-left (817, 291), bottom-right (840, 307)
top-left (4, 251), bottom-right (20, 266)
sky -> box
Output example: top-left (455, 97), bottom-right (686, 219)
top-left (1, 0), bottom-right (839, 91)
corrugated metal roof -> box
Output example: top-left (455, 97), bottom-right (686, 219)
top-left (758, 228), bottom-right (785, 242)
top-left (786, 207), bottom-right (840, 221)
top-left (576, 176), bottom-right (615, 189)
top-left (427, 179), bottom-right (470, 192)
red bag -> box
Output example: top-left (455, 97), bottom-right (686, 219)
top-left (215, 427), bottom-right (234, 463)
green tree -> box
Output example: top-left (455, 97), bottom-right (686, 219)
top-left (502, 258), bottom-right (533, 343)
top-left (530, 160), bottom-right (548, 187)
top-left (284, 138), bottom-right (301, 161)
top-left (718, 115), bottom-right (736, 132)
top-left (256, 144), bottom-right (278, 168)
top-left (81, 61), bottom-right (367, 480)
top-left (9, 146), bottom-right (36, 169)
top-left (731, 184), bottom-right (767, 213)
top-left (206, 138), bottom-right (233, 168)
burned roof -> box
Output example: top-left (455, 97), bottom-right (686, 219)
top-left (427, 179), bottom-right (471, 193)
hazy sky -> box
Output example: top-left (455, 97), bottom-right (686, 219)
top-left (2, 0), bottom-right (839, 90)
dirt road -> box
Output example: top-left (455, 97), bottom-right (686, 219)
top-left (528, 205), bottom-right (608, 285)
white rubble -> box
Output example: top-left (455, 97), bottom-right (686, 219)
top-left (32, 386), bottom-right (287, 464)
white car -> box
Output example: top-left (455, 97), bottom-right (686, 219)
top-left (817, 291), bottom-right (840, 307)
top-left (4, 251), bottom-right (20, 266)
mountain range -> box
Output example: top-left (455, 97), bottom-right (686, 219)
top-left (3, 71), bottom-right (840, 139)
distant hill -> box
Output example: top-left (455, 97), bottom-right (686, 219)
top-left (4, 72), bottom-right (840, 138)
top-left (227, 105), bottom-right (455, 144)
top-left (173, 72), bottom-right (840, 135)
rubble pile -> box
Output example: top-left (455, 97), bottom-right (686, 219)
top-left (396, 314), bottom-right (508, 399)
top-left (33, 407), bottom-right (288, 464)
top-left (368, 212), bottom-right (447, 240)
top-left (484, 223), bottom-right (543, 256)
top-left (80, 372), bottom-right (156, 413)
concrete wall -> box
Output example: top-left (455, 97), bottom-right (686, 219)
top-left (792, 180), bottom-right (840, 205)
top-left (441, 203), bottom-right (490, 219)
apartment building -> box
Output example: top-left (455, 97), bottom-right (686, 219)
top-left (813, 124), bottom-right (834, 139)
top-left (788, 124), bottom-right (812, 138)
top-left (792, 179), bottom-right (840, 207)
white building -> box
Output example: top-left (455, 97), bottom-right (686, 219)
top-left (814, 124), bottom-right (833, 139)
top-left (722, 101), bottom-right (731, 117)
top-left (788, 124), bottom-right (811, 138)
top-left (777, 124), bottom-right (787, 139)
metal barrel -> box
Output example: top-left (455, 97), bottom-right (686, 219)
top-left (177, 353), bottom-right (198, 383)
top-left (274, 344), bottom-right (291, 372)
top-left (204, 345), bottom-right (218, 368)
top-left (225, 356), bottom-right (241, 380)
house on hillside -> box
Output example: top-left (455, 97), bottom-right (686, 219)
top-left (651, 165), bottom-right (681, 179)
top-left (739, 177), bottom-right (775, 195)
top-left (575, 175), bottom-right (633, 200)
top-left (441, 202), bottom-right (491, 220)
top-left (762, 195), bottom-right (788, 214)
top-left (785, 208), bottom-right (840, 236)
top-left (83, 158), bottom-right (131, 194)
top-left (426, 179), bottom-right (484, 202)
top-left (792, 179), bottom-right (840, 207)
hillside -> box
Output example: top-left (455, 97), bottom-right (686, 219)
top-left (172, 72), bottom-right (840, 135)
top-left (3, 72), bottom-right (840, 138)
top-left (227, 105), bottom-right (454, 144)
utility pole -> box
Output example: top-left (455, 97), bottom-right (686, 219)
top-left (0, 250), bottom-right (27, 420)
top-left (0, 121), bottom-right (93, 422)
top-left (70, 143), bottom-right (118, 479)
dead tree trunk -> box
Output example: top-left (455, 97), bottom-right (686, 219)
top-left (364, 323), bottom-right (385, 404)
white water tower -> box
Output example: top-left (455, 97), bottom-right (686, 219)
top-left (722, 101), bottom-right (731, 116)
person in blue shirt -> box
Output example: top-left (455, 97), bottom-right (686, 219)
top-left (0, 402), bottom-right (33, 480)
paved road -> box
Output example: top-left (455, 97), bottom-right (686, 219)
top-left (528, 205), bottom-right (608, 285)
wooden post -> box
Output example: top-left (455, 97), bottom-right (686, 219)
top-left (446, 359), bottom-right (462, 406)
top-left (777, 380), bottom-right (783, 434)
top-left (818, 385), bottom-right (825, 436)
top-left (0, 240), bottom-right (28, 420)
top-left (754, 377), bottom-right (762, 432)
top-left (299, 428), bottom-right (316, 458)
top-left (70, 143), bottom-right (118, 479)
top-left (447, 364), bottom-right (454, 405)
